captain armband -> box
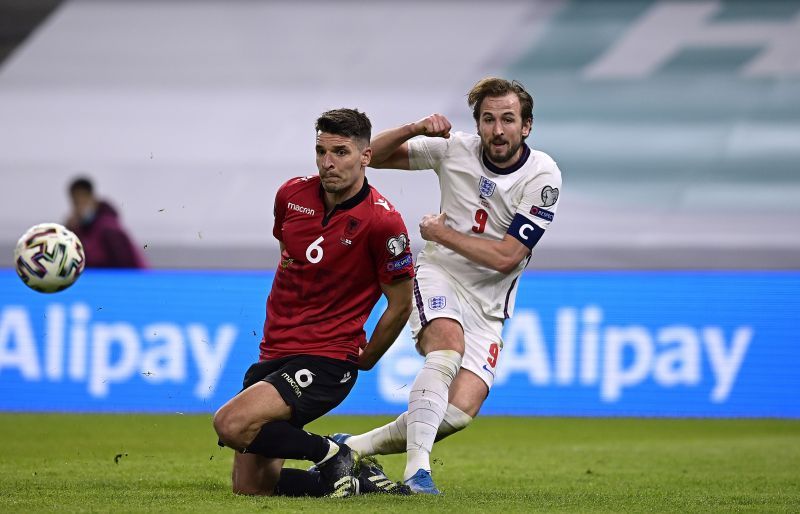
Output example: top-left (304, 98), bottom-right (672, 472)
top-left (507, 213), bottom-right (546, 250)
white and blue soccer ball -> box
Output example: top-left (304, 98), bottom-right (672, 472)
top-left (14, 223), bottom-right (85, 293)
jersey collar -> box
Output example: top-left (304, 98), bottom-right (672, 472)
top-left (481, 143), bottom-right (530, 175)
top-left (319, 176), bottom-right (370, 226)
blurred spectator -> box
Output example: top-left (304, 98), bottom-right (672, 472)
top-left (65, 177), bottom-right (147, 268)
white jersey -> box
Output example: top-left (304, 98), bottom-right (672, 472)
top-left (408, 131), bottom-right (561, 319)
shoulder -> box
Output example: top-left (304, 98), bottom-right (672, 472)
top-left (529, 148), bottom-right (558, 169)
top-left (94, 203), bottom-right (123, 230)
top-left (409, 131), bottom-right (477, 155)
top-left (440, 132), bottom-right (482, 166)
top-left (364, 186), bottom-right (408, 228)
top-left (407, 131), bottom-right (479, 171)
top-left (277, 175), bottom-right (319, 196)
top-left (275, 176), bottom-right (320, 207)
top-left (366, 186), bottom-right (402, 217)
top-left (362, 187), bottom-right (412, 260)
top-left (95, 202), bottom-right (120, 223)
top-left (452, 131), bottom-right (479, 145)
top-left (526, 149), bottom-right (562, 183)
top-left (447, 131), bottom-right (480, 153)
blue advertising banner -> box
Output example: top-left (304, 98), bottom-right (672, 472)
top-left (1, 270), bottom-right (798, 417)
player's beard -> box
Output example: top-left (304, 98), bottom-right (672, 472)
top-left (482, 137), bottom-right (522, 166)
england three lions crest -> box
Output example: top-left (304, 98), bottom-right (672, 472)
top-left (479, 176), bottom-right (496, 199)
top-left (428, 296), bottom-right (447, 310)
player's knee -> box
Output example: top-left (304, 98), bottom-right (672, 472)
top-left (421, 318), bottom-right (466, 355)
top-left (436, 403), bottom-right (473, 441)
top-left (424, 350), bottom-right (463, 382)
top-left (212, 409), bottom-right (232, 444)
top-left (213, 407), bottom-right (249, 449)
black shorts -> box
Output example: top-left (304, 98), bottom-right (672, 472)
top-left (242, 354), bottom-right (358, 427)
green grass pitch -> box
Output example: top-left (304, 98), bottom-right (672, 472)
top-left (0, 414), bottom-right (798, 513)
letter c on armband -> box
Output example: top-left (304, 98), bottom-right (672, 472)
top-left (507, 213), bottom-right (545, 250)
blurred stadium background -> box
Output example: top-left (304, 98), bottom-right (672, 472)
top-left (2, 0), bottom-right (798, 269)
top-left (0, 1), bottom-right (799, 508)
top-left (0, 0), bottom-right (800, 512)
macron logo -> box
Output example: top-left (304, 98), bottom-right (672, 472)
top-left (288, 202), bottom-right (315, 216)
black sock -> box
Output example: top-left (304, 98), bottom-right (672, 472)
top-left (274, 468), bottom-right (326, 497)
top-left (245, 421), bottom-right (330, 463)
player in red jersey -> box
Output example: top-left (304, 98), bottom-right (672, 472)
top-left (213, 109), bottom-right (414, 497)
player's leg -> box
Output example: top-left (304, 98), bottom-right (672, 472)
top-left (231, 452), bottom-right (284, 495)
top-left (400, 265), bottom-right (467, 490)
top-left (213, 380), bottom-right (292, 450)
top-left (215, 381), bottom-right (340, 495)
top-left (341, 366), bottom-right (482, 457)
top-left (214, 358), bottom-right (358, 496)
top-left (404, 317), bottom-right (463, 485)
top-left (345, 293), bottom-right (500, 461)
top-left (267, 355), bottom-right (360, 496)
top-left (273, 467), bottom-right (328, 497)
top-left (341, 265), bottom-right (463, 476)
top-left (437, 300), bottom-right (501, 423)
top-left (231, 451), bottom-right (329, 497)
top-left (447, 367), bottom-right (488, 417)
top-left (406, 367), bottom-right (486, 494)
top-left (215, 380), bottom-right (333, 463)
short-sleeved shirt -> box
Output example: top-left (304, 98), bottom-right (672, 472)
top-left (408, 131), bottom-right (561, 319)
top-left (260, 175), bottom-right (414, 363)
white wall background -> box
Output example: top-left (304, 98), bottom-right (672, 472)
top-left (1, 0), bottom-right (797, 269)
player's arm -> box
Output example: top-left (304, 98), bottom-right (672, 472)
top-left (369, 114), bottom-right (452, 170)
top-left (419, 213), bottom-right (533, 274)
top-left (357, 278), bottom-right (413, 371)
top-left (272, 179), bottom-right (292, 246)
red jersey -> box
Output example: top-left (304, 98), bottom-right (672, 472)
top-left (260, 176), bottom-right (414, 363)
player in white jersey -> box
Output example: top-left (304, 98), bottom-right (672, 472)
top-left (333, 78), bottom-right (562, 494)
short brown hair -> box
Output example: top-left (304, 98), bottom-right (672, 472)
top-left (315, 108), bottom-right (372, 148)
top-left (467, 77), bottom-right (533, 123)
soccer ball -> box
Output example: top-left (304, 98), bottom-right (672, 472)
top-left (14, 223), bottom-right (85, 293)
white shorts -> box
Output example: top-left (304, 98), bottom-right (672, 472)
top-left (409, 262), bottom-right (504, 389)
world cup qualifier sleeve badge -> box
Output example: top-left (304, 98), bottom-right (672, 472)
top-left (479, 176), bottom-right (496, 199)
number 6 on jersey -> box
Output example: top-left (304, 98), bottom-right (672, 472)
top-left (306, 236), bottom-right (324, 263)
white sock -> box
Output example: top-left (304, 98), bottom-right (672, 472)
top-left (345, 412), bottom-right (408, 456)
top-left (404, 349), bottom-right (462, 481)
top-left (439, 404), bottom-right (473, 439)
top-left (347, 404), bottom-right (473, 457)
top-left (316, 440), bottom-right (339, 466)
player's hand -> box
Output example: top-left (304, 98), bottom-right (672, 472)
top-left (419, 212), bottom-right (448, 242)
top-left (413, 114), bottom-right (451, 139)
